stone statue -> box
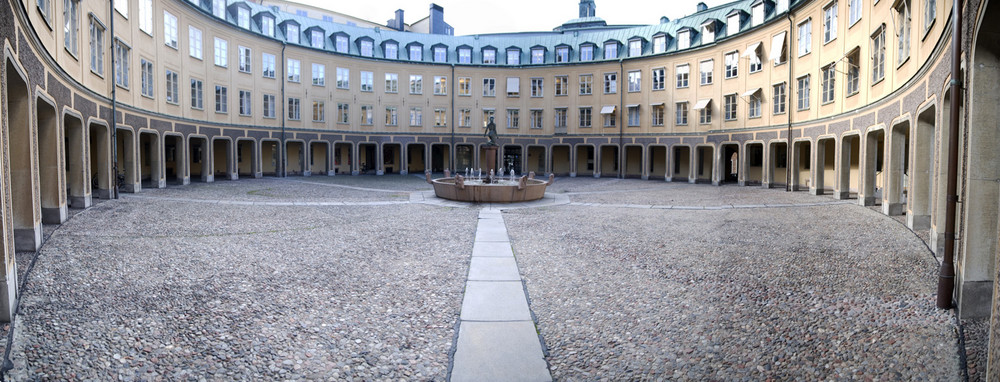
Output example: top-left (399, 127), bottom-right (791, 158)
top-left (484, 117), bottom-right (499, 147)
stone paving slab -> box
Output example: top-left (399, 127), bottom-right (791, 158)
top-left (451, 321), bottom-right (551, 382)
top-left (474, 223), bottom-right (510, 243)
top-left (472, 242), bottom-right (515, 258)
top-left (460, 281), bottom-right (533, 321)
top-left (468, 257), bottom-right (521, 281)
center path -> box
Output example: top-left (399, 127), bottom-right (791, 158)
top-left (449, 208), bottom-right (552, 382)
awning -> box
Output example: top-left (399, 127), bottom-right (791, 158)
top-left (600, 105), bottom-right (616, 114)
top-left (769, 32), bottom-right (786, 61)
top-left (626, 104), bottom-right (639, 108)
top-left (742, 42), bottom-right (761, 57)
top-left (650, 102), bottom-right (665, 107)
top-left (742, 88), bottom-right (761, 97)
top-left (693, 99), bottom-right (711, 110)
top-left (506, 77), bottom-right (520, 93)
top-left (676, 64), bottom-right (689, 74)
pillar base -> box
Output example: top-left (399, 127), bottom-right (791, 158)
top-left (95, 188), bottom-right (113, 199)
top-left (42, 206), bottom-right (67, 224)
top-left (957, 280), bottom-right (994, 319)
top-left (809, 187), bottom-right (824, 196)
top-left (930, 228), bottom-right (945, 255)
top-left (254, 173), bottom-right (263, 179)
top-left (0, 266), bottom-right (16, 322)
top-left (14, 224), bottom-right (42, 252)
top-left (569, 172), bottom-right (576, 177)
top-left (204, 175), bottom-right (215, 183)
top-left (228, 173), bottom-right (238, 180)
top-left (833, 190), bottom-right (851, 200)
top-left (69, 195), bottom-right (92, 209)
top-left (593, 172), bottom-right (600, 178)
top-left (157, 179), bottom-right (167, 188)
top-left (376, 170), bottom-right (384, 176)
top-left (181, 176), bottom-right (191, 185)
top-left (883, 202), bottom-right (905, 216)
top-left (711, 181), bottom-right (720, 186)
top-left (862, 196), bottom-right (877, 206)
top-left (907, 214), bottom-right (931, 230)
top-left (641, 175), bottom-right (649, 180)
top-left (351, 170), bottom-right (359, 176)
top-left (399, 170), bottom-right (406, 176)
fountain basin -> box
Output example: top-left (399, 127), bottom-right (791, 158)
top-left (429, 175), bottom-right (552, 203)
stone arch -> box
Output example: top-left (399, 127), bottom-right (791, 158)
top-left (333, 141), bottom-right (353, 175)
top-left (285, 140), bottom-right (307, 176)
top-left (407, 143), bottom-right (426, 174)
top-left (791, 138), bottom-right (811, 191)
top-left (647, 145), bottom-right (668, 181)
top-left (88, 119), bottom-right (114, 196)
top-left (837, 132), bottom-right (862, 199)
top-left (862, 125), bottom-right (886, 206)
top-left (455, 144), bottom-right (475, 175)
top-left (813, 135), bottom-right (836, 195)
top-left (62, 109), bottom-right (88, 209)
top-left (719, 142), bottom-right (739, 185)
top-left (885, 116), bottom-right (911, 216)
top-left (235, 138), bottom-right (258, 178)
top-left (138, 129), bottom-right (163, 188)
top-left (162, 132), bottom-right (187, 185)
top-left (766, 139), bottom-right (788, 189)
top-left (743, 141), bottom-right (765, 186)
top-left (670, 144), bottom-right (691, 182)
top-left (381, 142), bottom-right (402, 174)
top-left (187, 134), bottom-right (210, 182)
top-left (309, 140), bottom-right (331, 176)
top-left (693, 144), bottom-right (714, 185)
top-left (5, 51), bottom-right (39, 252)
top-left (910, 102), bottom-right (936, 230)
top-left (260, 139), bottom-right (282, 176)
top-left (36, 92), bottom-right (65, 223)
top-left (622, 144), bottom-right (643, 179)
top-left (575, 144), bottom-right (596, 177)
top-left (526, 145), bottom-right (546, 176)
top-left (212, 137), bottom-right (234, 180)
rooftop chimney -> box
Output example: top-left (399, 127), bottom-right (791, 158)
top-left (579, 0), bottom-right (596, 18)
top-left (697, 2), bottom-right (708, 12)
top-left (386, 9), bottom-right (405, 31)
top-left (660, 16), bottom-right (670, 24)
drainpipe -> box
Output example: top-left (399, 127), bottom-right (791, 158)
top-left (937, 0), bottom-right (962, 310)
top-left (450, 64), bottom-right (455, 173)
top-left (785, 12), bottom-right (793, 192)
top-left (280, 43), bottom-right (287, 177)
top-left (110, 0), bottom-right (119, 199)
top-left (619, 58), bottom-right (625, 179)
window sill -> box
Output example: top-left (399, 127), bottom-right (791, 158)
top-left (897, 56), bottom-right (910, 69)
top-left (846, 90), bottom-right (859, 98)
top-left (823, 37), bottom-right (836, 46)
top-left (65, 48), bottom-right (78, 61)
top-left (313, 83), bottom-right (326, 87)
top-left (140, 94), bottom-right (155, 100)
top-left (239, 114), bottom-right (252, 117)
top-left (91, 70), bottom-right (104, 79)
top-left (215, 111), bottom-right (228, 115)
top-left (166, 43), bottom-right (178, 50)
top-left (872, 77), bottom-right (885, 86)
top-left (922, 19), bottom-right (936, 41)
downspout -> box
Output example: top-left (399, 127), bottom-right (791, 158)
top-left (937, 0), bottom-right (962, 309)
top-left (280, 43), bottom-right (287, 177)
top-left (619, 58), bottom-right (625, 179)
top-left (785, 11), bottom-right (793, 192)
top-left (110, 0), bottom-right (118, 199)
top-left (450, 64), bottom-right (455, 173)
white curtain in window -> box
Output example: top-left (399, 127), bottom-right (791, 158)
top-left (676, 65), bottom-right (690, 74)
top-left (506, 77), bottom-right (520, 93)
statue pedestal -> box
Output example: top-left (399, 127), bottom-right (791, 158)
top-left (483, 146), bottom-right (498, 176)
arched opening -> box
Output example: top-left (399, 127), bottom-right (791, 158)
top-left (623, 145), bottom-right (642, 179)
top-left (116, 127), bottom-right (139, 191)
top-left (37, 98), bottom-right (65, 223)
top-left (407, 143), bottom-right (426, 173)
top-left (163, 134), bottom-right (185, 185)
top-left (575, 145), bottom-right (595, 177)
top-left (334, 142), bottom-right (352, 175)
top-left (527, 145), bottom-right (546, 175)
top-left (431, 144), bottom-right (452, 173)
top-left (862, 129), bottom-right (885, 206)
top-left (745, 143), bottom-right (764, 186)
top-left (139, 131), bottom-right (162, 188)
top-left (89, 123), bottom-right (113, 196)
top-left (767, 141), bottom-right (787, 189)
top-left (213, 138), bottom-right (233, 180)
top-left (648, 145), bottom-right (667, 180)
top-left (814, 138), bottom-right (836, 195)
top-left (910, 107), bottom-right (935, 229)
top-left (188, 136), bottom-right (210, 182)
top-left (236, 138), bottom-right (257, 178)
top-left (286, 141), bottom-right (305, 176)
top-left (261, 139), bottom-right (280, 176)
top-left (932, 90), bottom-right (960, 255)
top-left (7, 59), bottom-right (40, 251)
top-left (837, 134), bottom-right (861, 199)
top-left (694, 145), bottom-right (713, 184)
top-left (791, 140), bottom-right (811, 191)
top-left (599, 145), bottom-right (618, 178)
top-left (382, 143), bottom-right (402, 174)
top-left (671, 145), bottom-right (691, 182)
top-left (721, 143), bottom-right (739, 185)
top-left (310, 141), bottom-right (330, 176)
top-left (551, 145), bottom-right (571, 176)
top-left (358, 142), bottom-right (377, 174)
top-left (63, 113), bottom-right (89, 208)
top-left (455, 144), bottom-right (474, 174)
top-left (885, 120), bottom-right (910, 216)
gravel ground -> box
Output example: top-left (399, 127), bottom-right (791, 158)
top-left (556, 180), bottom-right (835, 206)
top-left (506, 200), bottom-right (964, 380)
top-left (963, 318), bottom-right (989, 381)
top-left (145, 175), bottom-right (427, 203)
top-left (10, 193), bottom-right (476, 380)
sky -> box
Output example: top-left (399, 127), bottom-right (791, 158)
top-left (290, 0), bottom-right (727, 35)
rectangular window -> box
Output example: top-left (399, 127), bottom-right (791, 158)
top-left (483, 78), bottom-right (496, 96)
top-left (212, 0), bottom-right (224, 18)
top-left (262, 15), bottom-right (274, 37)
top-left (749, 46), bottom-right (762, 73)
top-left (238, 46), bottom-right (251, 73)
top-left (163, 11), bottom-right (177, 49)
top-left (796, 75), bottom-right (810, 110)
top-left (749, 93), bottom-right (761, 118)
top-left (604, 73), bottom-right (617, 94)
top-left (507, 49), bottom-right (520, 65)
top-left (824, 2), bottom-right (838, 43)
top-left (507, 109), bottom-right (520, 128)
top-left (337, 67), bottom-right (349, 89)
top-left (676, 102), bottom-right (688, 125)
top-left (925, 0), bottom-right (936, 32)
top-left (239, 90), bottom-right (251, 116)
top-left (849, 0), bottom-right (862, 26)
top-left (434, 76), bottom-right (448, 95)
top-left (846, 50), bottom-right (860, 95)
top-left (336, 35), bottom-right (350, 53)
top-left (676, 64), bottom-right (689, 88)
top-left (752, 4), bottom-right (765, 25)
top-left (896, 0), bottom-right (911, 64)
top-left (460, 109), bottom-right (472, 127)
top-left (434, 108), bottom-right (447, 127)
top-left (628, 40), bottom-right (642, 57)
top-left (679, 30), bottom-right (691, 49)
top-left (653, 35), bottom-right (666, 53)
top-left (38, 0), bottom-right (51, 23)
top-left (114, 0), bottom-right (127, 17)
top-left (458, 77), bottom-right (471, 96)
top-left (215, 85), bottom-right (228, 113)
top-left (140, 59), bottom-right (154, 97)
top-left (872, 27), bottom-right (885, 83)
top-left (286, 24), bottom-right (299, 44)
top-left (310, 31), bottom-right (324, 49)
top-left (603, 42), bottom-right (617, 59)
top-left (530, 110), bottom-right (543, 129)
top-left (702, 23), bottom-right (716, 44)
top-left (580, 45), bottom-right (594, 61)
top-left (530, 78), bottom-right (543, 97)
top-left (361, 105), bottom-right (373, 125)
top-left (628, 71), bottom-right (641, 92)
top-left (728, 14), bottom-right (741, 36)
top-left (360, 40), bottom-right (373, 57)
top-left (139, 0), bottom-right (152, 34)
top-left (506, 77), bottom-right (520, 97)
top-left (237, 7), bottom-right (250, 29)
top-left (579, 107), bottom-right (592, 127)
top-left (385, 73), bottom-right (398, 93)
top-left (724, 94), bottom-right (737, 120)
top-left (483, 109), bottom-right (495, 128)
top-left (165, 69), bottom-right (178, 104)
top-left (385, 106), bottom-right (398, 126)
top-left (385, 43), bottom-right (398, 59)
top-left (409, 75), bottom-right (422, 94)
top-left (188, 26), bottom-right (202, 59)
top-left (409, 107), bottom-right (422, 126)
top-left (190, 78), bottom-right (203, 109)
top-left (555, 108), bottom-right (567, 128)
top-left (90, 17), bottom-right (104, 76)
top-left (483, 49), bottom-right (496, 64)
top-left (773, 83), bottom-right (786, 114)
top-left (459, 48), bottom-right (471, 63)
top-left (699, 102), bottom-right (712, 124)
top-left (555, 76), bottom-right (568, 96)
top-left (797, 19), bottom-right (811, 56)
top-left (580, 74), bottom-right (593, 95)
top-left (434, 47), bottom-right (447, 62)
top-left (700, 60), bottom-right (713, 85)
top-left (287, 59), bottom-right (300, 82)
top-left (63, 0), bottom-right (80, 56)
top-left (262, 53), bottom-right (275, 78)
top-left (409, 45), bottom-right (422, 61)
top-left (361, 71), bottom-right (373, 92)
top-left (652, 68), bottom-right (665, 90)
top-left (263, 94), bottom-right (275, 118)
top-left (288, 98), bottom-right (301, 120)
top-left (311, 64), bottom-right (325, 86)
top-left (822, 64), bottom-right (835, 104)
top-left (214, 37), bottom-right (227, 67)
top-left (531, 48), bottom-right (544, 64)
top-left (652, 104), bottom-right (664, 126)
top-left (725, 52), bottom-right (739, 78)
top-left (627, 106), bottom-right (640, 126)
top-left (321, 102), bottom-right (333, 123)
top-left (114, 39), bottom-right (130, 88)
top-left (556, 47), bottom-right (569, 62)
top-left (604, 110), bottom-right (616, 127)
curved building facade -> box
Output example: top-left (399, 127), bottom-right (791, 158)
top-left (0, 0), bottom-right (999, 375)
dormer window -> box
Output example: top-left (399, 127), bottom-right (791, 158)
top-left (359, 39), bottom-right (373, 57)
top-left (336, 35), bottom-right (349, 52)
top-left (458, 47), bottom-right (471, 63)
top-left (555, 46), bottom-right (569, 62)
top-left (653, 35), bottom-right (667, 53)
top-left (409, 45), bottom-right (423, 61)
top-left (678, 30), bottom-right (691, 49)
top-left (727, 14), bottom-right (741, 36)
top-left (603, 42), bottom-right (618, 59)
top-left (311, 30), bottom-right (325, 49)
top-left (702, 22), bottom-right (716, 44)
top-left (261, 15), bottom-right (274, 37)
top-left (483, 48), bottom-right (496, 64)
top-left (628, 39), bottom-right (642, 57)
top-left (506, 49), bottom-right (520, 65)
top-left (384, 42), bottom-right (398, 59)
top-left (752, 3), bottom-right (765, 25)
top-left (531, 48), bottom-right (544, 64)
top-left (285, 24), bottom-right (299, 44)
top-left (580, 44), bottom-right (594, 60)
top-left (434, 46), bottom-right (447, 62)
top-left (212, 0), bottom-right (225, 18)
top-left (237, 7), bottom-right (250, 29)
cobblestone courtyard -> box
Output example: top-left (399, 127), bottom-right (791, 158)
top-left (4, 176), bottom-right (970, 380)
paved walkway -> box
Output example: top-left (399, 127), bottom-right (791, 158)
top-left (449, 209), bottom-right (551, 382)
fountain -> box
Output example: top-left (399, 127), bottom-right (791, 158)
top-left (424, 117), bottom-right (553, 203)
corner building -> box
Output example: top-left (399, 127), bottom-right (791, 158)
top-left (2, 0), bottom-right (1000, 376)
